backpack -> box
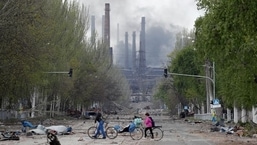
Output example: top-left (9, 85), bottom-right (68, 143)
top-left (149, 117), bottom-right (155, 127)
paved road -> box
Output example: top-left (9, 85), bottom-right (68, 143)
top-left (54, 120), bottom-right (215, 145)
top-left (152, 121), bottom-right (214, 145)
top-left (65, 119), bottom-right (215, 145)
top-left (8, 118), bottom-right (216, 145)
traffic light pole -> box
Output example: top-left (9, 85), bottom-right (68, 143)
top-left (166, 63), bottom-right (215, 114)
top-left (45, 72), bottom-right (69, 73)
top-left (45, 68), bottom-right (73, 77)
top-left (168, 72), bottom-right (215, 98)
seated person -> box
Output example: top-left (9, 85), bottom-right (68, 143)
top-left (118, 116), bottom-right (142, 133)
top-left (118, 124), bottom-right (130, 133)
top-left (134, 116), bottom-right (142, 127)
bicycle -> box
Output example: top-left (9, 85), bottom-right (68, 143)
top-left (145, 125), bottom-right (164, 141)
top-left (87, 121), bottom-right (118, 139)
top-left (129, 126), bottom-right (144, 140)
top-left (114, 122), bottom-right (144, 140)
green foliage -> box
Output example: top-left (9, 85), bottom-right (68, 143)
top-left (153, 79), bottom-right (179, 113)
top-left (195, 0), bottom-right (257, 109)
top-left (154, 38), bottom-right (206, 114)
top-left (0, 0), bottom-right (128, 113)
top-left (170, 46), bottom-right (206, 105)
top-left (0, 0), bottom-right (50, 105)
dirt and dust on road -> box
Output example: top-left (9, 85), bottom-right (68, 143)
top-left (182, 118), bottom-right (257, 145)
top-left (0, 115), bottom-right (257, 145)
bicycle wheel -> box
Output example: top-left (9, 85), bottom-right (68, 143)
top-left (152, 127), bottom-right (163, 141)
top-left (130, 127), bottom-right (143, 140)
top-left (87, 126), bottom-right (97, 139)
top-left (106, 126), bottom-right (118, 139)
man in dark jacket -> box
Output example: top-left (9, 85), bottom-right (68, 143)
top-left (92, 110), bottom-right (106, 139)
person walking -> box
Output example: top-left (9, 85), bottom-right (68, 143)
top-left (92, 109), bottom-right (106, 139)
top-left (144, 112), bottom-right (153, 139)
top-left (211, 109), bottom-right (217, 124)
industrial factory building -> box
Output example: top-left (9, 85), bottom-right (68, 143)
top-left (91, 3), bottom-right (164, 102)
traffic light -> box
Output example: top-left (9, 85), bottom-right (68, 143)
top-left (68, 68), bottom-right (73, 77)
top-left (164, 68), bottom-right (168, 78)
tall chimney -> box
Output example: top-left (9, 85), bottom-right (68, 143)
top-left (132, 31), bottom-right (136, 71)
top-left (91, 15), bottom-right (95, 44)
top-left (104, 3), bottom-right (110, 48)
top-left (102, 15), bottom-right (105, 43)
top-left (110, 47), bottom-right (113, 64)
top-left (117, 23), bottom-right (119, 45)
top-left (125, 32), bottom-right (129, 69)
top-left (139, 17), bottom-right (146, 75)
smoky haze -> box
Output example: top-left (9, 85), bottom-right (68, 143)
top-left (78, 0), bottom-right (203, 67)
top-left (146, 25), bottom-right (180, 67)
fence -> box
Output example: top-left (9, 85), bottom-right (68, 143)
top-left (194, 113), bottom-right (212, 120)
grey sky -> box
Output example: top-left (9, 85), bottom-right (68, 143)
top-left (78, 0), bottom-right (203, 66)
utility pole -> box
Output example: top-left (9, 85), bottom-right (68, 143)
top-left (205, 61), bottom-right (215, 113)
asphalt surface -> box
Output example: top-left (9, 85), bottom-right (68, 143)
top-left (1, 117), bottom-right (217, 145)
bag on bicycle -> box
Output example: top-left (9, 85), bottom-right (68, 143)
top-left (134, 118), bottom-right (142, 127)
top-left (128, 122), bottom-right (136, 132)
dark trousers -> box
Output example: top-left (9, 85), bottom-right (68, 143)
top-left (119, 126), bottom-right (129, 133)
top-left (144, 127), bottom-right (153, 138)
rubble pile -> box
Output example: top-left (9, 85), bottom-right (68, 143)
top-left (210, 119), bottom-right (257, 138)
top-left (183, 118), bottom-right (257, 145)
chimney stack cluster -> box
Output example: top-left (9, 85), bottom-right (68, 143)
top-left (89, 3), bottom-right (146, 73)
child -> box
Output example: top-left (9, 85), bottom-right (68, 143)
top-left (144, 112), bottom-right (153, 139)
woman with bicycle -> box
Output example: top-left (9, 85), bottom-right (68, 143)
top-left (144, 112), bottom-right (154, 139)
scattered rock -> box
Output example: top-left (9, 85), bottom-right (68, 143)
top-left (236, 130), bottom-right (244, 137)
top-left (26, 132), bottom-right (33, 136)
top-left (78, 137), bottom-right (84, 141)
top-left (252, 134), bottom-right (257, 138)
top-left (195, 121), bottom-right (202, 124)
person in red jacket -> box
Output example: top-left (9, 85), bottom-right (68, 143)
top-left (144, 112), bottom-right (153, 139)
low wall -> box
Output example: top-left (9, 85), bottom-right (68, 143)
top-left (194, 113), bottom-right (212, 120)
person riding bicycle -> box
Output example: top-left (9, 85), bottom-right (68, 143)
top-left (144, 112), bottom-right (154, 139)
top-left (117, 116), bottom-right (142, 133)
top-left (92, 109), bottom-right (106, 139)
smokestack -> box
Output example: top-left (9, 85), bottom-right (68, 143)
top-left (91, 15), bottom-right (95, 44)
top-left (104, 3), bottom-right (110, 48)
top-left (103, 3), bottom-right (113, 66)
top-left (117, 23), bottom-right (119, 45)
top-left (110, 47), bottom-right (113, 64)
top-left (139, 17), bottom-right (146, 75)
top-left (102, 15), bottom-right (105, 43)
top-left (125, 32), bottom-right (129, 69)
top-left (141, 17), bottom-right (145, 53)
top-left (132, 31), bottom-right (136, 71)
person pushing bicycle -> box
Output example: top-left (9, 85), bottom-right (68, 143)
top-left (92, 109), bottom-right (106, 139)
top-left (144, 112), bottom-right (154, 139)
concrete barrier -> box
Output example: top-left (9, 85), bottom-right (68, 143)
top-left (194, 113), bottom-right (212, 120)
